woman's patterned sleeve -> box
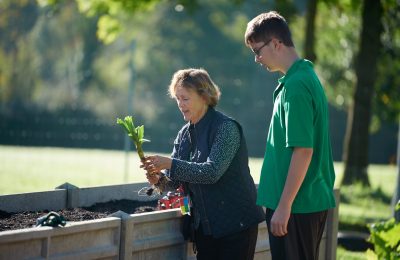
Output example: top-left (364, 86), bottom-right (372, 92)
top-left (168, 120), bottom-right (241, 184)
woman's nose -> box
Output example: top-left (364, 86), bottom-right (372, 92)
top-left (177, 100), bottom-right (183, 109)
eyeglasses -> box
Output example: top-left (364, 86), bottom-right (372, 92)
top-left (252, 39), bottom-right (272, 57)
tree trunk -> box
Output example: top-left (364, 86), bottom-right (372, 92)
top-left (304, 0), bottom-right (317, 62)
top-left (393, 121), bottom-right (400, 221)
top-left (342, 0), bottom-right (384, 186)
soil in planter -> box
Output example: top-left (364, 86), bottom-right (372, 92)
top-left (0, 199), bottom-right (158, 232)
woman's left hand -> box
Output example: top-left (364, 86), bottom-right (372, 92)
top-left (142, 155), bottom-right (173, 172)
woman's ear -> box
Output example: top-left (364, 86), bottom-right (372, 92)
top-left (200, 94), bottom-right (208, 105)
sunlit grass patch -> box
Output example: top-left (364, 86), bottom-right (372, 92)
top-left (336, 246), bottom-right (367, 260)
top-left (336, 172), bottom-right (396, 232)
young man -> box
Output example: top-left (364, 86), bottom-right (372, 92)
top-left (244, 11), bottom-right (336, 260)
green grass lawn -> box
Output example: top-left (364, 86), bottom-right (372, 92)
top-left (0, 145), bottom-right (264, 195)
top-left (333, 163), bottom-right (397, 233)
top-left (336, 246), bottom-right (371, 260)
top-left (0, 145), bottom-right (151, 194)
top-left (1, 145), bottom-right (396, 196)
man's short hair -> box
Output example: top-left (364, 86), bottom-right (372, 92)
top-left (245, 11), bottom-right (294, 47)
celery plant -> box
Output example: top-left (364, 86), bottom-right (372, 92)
top-left (116, 116), bottom-right (149, 161)
top-left (117, 116), bottom-right (168, 195)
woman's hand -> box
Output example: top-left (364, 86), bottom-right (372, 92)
top-left (140, 155), bottom-right (172, 185)
top-left (140, 156), bottom-right (160, 185)
top-left (141, 155), bottom-right (173, 172)
top-left (145, 172), bottom-right (161, 185)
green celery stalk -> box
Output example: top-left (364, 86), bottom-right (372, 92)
top-left (116, 116), bottom-right (150, 161)
top-left (117, 116), bottom-right (168, 195)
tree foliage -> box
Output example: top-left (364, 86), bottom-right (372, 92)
top-left (374, 1), bottom-right (400, 124)
top-left (303, 0), bottom-right (399, 185)
top-left (0, 0), bottom-right (39, 106)
top-left (0, 0), bottom-right (398, 164)
top-left (342, 0), bottom-right (384, 186)
top-left (313, 0), bottom-right (399, 127)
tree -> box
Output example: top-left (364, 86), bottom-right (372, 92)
top-left (373, 1), bottom-right (400, 125)
top-left (0, 0), bottom-right (39, 107)
top-left (303, 0), bottom-right (399, 186)
top-left (303, 0), bottom-right (317, 62)
top-left (341, 0), bottom-right (384, 185)
top-left (394, 125), bottom-right (400, 220)
top-left (6, 0), bottom-right (397, 167)
top-left (39, 0), bottom-right (201, 44)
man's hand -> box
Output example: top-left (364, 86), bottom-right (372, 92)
top-left (270, 205), bottom-right (290, 236)
top-left (271, 147), bottom-right (313, 237)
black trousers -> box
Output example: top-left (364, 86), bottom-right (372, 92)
top-left (194, 224), bottom-right (259, 260)
top-left (265, 208), bottom-right (328, 260)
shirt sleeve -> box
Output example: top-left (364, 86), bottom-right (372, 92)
top-left (284, 87), bottom-right (314, 148)
top-left (169, 120), bottom-right (241, 184)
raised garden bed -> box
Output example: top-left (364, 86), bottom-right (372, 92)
top-left (0, 183), bottom-right (340, 259)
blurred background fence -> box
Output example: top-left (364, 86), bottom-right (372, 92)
top-left (0, 104), bottom-right (397, 163)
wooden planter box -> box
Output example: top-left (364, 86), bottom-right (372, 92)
top-left (0, 218), bottom-right (121, 259)
top-left (0, 184), bottom-right (339, 260)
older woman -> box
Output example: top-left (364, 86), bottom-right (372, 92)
top-left (143, 68), bottom-right (265, 260)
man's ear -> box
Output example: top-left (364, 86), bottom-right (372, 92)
top-left (273, 39), bottom-right (282, 50)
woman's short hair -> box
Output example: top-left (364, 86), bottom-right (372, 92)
top-left (168, 68), bottom-right (221, 107)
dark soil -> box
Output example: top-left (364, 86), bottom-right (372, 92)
top-left (0, 199), bottom-right (158, 232)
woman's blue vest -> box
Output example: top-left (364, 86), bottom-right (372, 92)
top-left (171, 108), bottom-right (265, 238)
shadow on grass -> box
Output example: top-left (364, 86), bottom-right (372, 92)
top-left (340, 184), bottom-right (391, 204)
top-left (339, 183), bottom-right (392, 233)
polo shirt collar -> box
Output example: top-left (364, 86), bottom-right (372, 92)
top-left (278, 58), bottom-right (313, 85)
top-left (273, 59), bottom-right (313, 100)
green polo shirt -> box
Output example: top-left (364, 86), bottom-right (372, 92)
top-left (257, 59), bottom-right (336, 213)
